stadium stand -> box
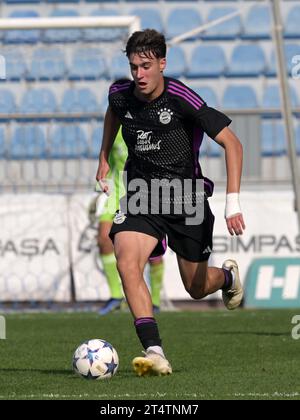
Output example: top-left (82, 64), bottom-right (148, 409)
top-left (43, 9), bottom-right (81, 43)
top-left (110, 51), bottom-right (131, 80)
top-left (241, 5), bottom-right (272, 40)
top-left (285, 5), bottom-right (300, 39)
top-left (83, 9), bottom-right (126, 42)
top-left (49, 125), bottom-right (88, 159)
top-left (262, 84), bottom-right (299, 116)
top-left (192, 85), bottom-right (219, 108)
top-left (0, 0), bottom-right (299, 175)
top-left (28, 48), bottom-right (66, 81)
top-left (222, 85), bottom-right (258, 109)
top-left (202, 6), bottom-right (241, 40)
top-left (4, 10), bottom-right (40, 44)
top-left (266, 44), bottom-right (300, 77)
top-left (0, 89), bottom-right (17, 115)
top-left (61, 88), bottom-right (100, 116)
top-left (90, 124), bottom-right (103, 159)
top-left (20, 88), bottom-right (57, 115)
top-left (186, 45), bottom-right (226, 78)
top-left (68, 48), bottom-right (107, 80)
top-left (1, 49), bottom-right (27, 81)
top-left (10, 125), bottom-right (47, 159)
top-left (130, 8), bottom-right (164, 33)
top-left (166, 8), bottom-right (202, 41)
top-left (226, 44), bottom-right (266, 78)
top-left (261, 120), bottom-right (286, 157)
top-left (165, 46), bottom-right (187, 79)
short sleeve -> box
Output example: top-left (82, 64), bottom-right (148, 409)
top-left (166, 79), bottom-right (231, 139)
top-left (194, 106), bottom-right (232, 139)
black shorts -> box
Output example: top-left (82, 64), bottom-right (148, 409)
top-left (109, 199), bottom-right (215, 263)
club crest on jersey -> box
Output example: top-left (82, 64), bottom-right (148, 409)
top-left (114, 211), bottom-right (126, 225)
top-left (158, 108), bottom-right (173, 125)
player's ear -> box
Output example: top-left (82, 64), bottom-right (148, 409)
top-left (159, 57), bottom-right (166, 72)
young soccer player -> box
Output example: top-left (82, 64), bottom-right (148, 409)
top-left (96, 29), bottom-right (245, 376)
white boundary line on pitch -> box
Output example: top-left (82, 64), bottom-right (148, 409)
top-left (1, 392), bottom-right (300, 399)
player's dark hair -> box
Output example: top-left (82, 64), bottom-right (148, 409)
top-left (125, 29), bottom-right (166, 59)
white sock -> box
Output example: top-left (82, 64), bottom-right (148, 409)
top-left (146, 346), bottom-right (165, 358)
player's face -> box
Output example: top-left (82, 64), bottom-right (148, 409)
top-left (129, 52), bottom-right (166, 101)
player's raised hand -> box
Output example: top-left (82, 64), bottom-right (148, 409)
top-left (96, 159), bottom-right (110, 195)
top-left (226, 213), bottom-right (245, 236)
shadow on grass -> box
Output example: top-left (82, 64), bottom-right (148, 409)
top-left (0, 367), bottom-right (72, 376)
top-left (0, 367), bottom-right (148, 379)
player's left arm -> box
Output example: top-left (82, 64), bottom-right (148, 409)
top-left (214, 127), bottom-right (246, 236)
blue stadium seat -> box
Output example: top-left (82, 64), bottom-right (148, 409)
top-left (201, 134), bottom-right (221, 157)
top-left (20, 89), bottom-right (57, 115)
top-left (164, 46), bottom-right (187, 79)
top-left (1, 49), bottom-right (27, 80)
top-left (262, 84), bottom-right (299, 113)
top-left (202, 7), bottom-right (241, 40)
top-left (227, 44), bottom-right (266, 77)
top-left (90, 124), bottom-right (103, 159)
top-left (130, 8), bottom-right (164, 33)
top-left (61, 88), bottom-right (100, 115)
top-left (186, 45), bottom-right (226, 78)
top-left (50, 125), bottom-right (88, 159)
top-left (83, 9), bottom-right (126, 42)
top-left (0, 126), bottom-right (6, 159)
top-left (166, 8), bottom-right (202, 41)
top-left (261, 120), bottom-right (286, 157)
top-left (191, 86), bottom-right (219, 108)
top-left (0, 89), bottom-right (17, 114)
top-left (10, 125), bottom-right (46, 159)
top-left (242, 5), bottom-right (271, 40)
top-left (43, 10), bottom-right (81, 43)
top-left (29, 48), bottom-right (66, 81)
top-left (4, 10), bottom-right (40, 44)
top-left (266, 44), bottom-right (300, 77)
top-left (285, 6), bottom-right (300, 39)
top-left (69, 48), bottom-right (107, 80)
top-left (110, 52), bottom-right (131, 80)
top-left (222, 85), bottom-right (258, 109)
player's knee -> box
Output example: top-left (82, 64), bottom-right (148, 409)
top-left (116, 257), bottom-right (140, 278)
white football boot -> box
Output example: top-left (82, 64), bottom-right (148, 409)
top-left (132, 350), bottom-right (172, 376)
top-left (222, 259), bottom-right (243, 310)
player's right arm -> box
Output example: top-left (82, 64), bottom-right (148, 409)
top-left (96, 106), bottom-right (121, 194)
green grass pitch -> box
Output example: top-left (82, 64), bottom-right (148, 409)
top-left (0, 309), bottom-right (299, 400)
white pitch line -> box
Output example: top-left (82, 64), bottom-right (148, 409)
top-left (1, 392), bottom-right (299, 399)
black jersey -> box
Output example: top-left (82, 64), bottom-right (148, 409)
top-left (108, 77), bottom-right (231, 200)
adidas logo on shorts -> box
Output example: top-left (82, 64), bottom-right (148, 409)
top-left (202, 246), bottom-right (212, 254)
